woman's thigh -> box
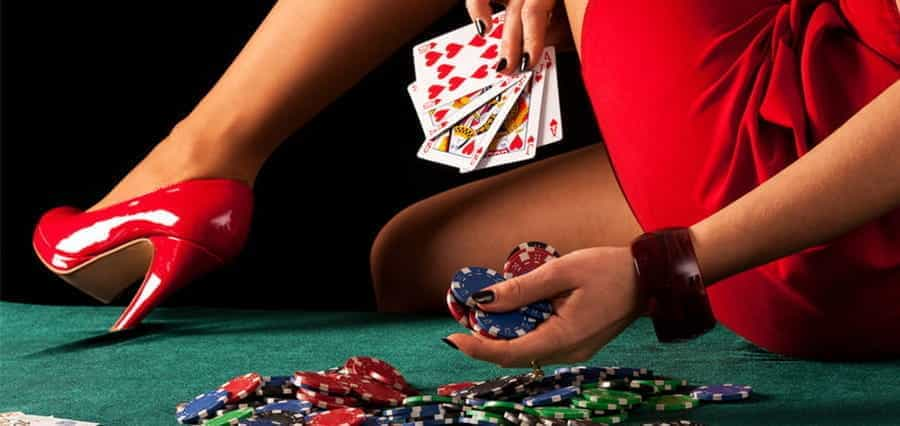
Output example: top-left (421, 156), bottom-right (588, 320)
top-left (370, 143), bottom-right (641, 312)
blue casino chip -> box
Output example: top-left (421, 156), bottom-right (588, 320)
top-left (402, 419), bottom-right (458, 426)
top-left (261, 375), bottom-right (293, 387)
top-left (522, 385), bottom-right (580, 407)
top-left (450, 267), bottom-right (504, 306)
top-left (382, 407), bottom-right (413, 418)
top-left (601, 367), bottom-right (653, 379)
top-left (408, 404), bottom-right (446, 419)
top-left (690, 384), bottom-right (752, 401)
top-left (255, 399), bottom-right (312, 414)
top-left (473, 309), bottom-right (537, 339)
top-left (177, 389), bottom-right (229, 424)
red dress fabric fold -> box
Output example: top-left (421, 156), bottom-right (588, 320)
top-left (580, 0), bottom-right (900, 358)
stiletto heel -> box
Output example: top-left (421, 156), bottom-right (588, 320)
top-left (33, 178), bottom-right (254, 331)
top-left (110, 235), bottom-right (222, 332)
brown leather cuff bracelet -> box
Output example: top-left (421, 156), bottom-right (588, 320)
top-left (630, 227), bottom-right (716, 342)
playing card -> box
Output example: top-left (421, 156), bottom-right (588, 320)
top-left (474, 47), bottom-right (554, 170)
top-left (417, 73), bottom-right (530, 170)
top-left (407, 74), bottom-right (522, 140)
top-left (537, 47), bottom-right (562, 146)
top-left (411, 12), bottom-right (509, 113)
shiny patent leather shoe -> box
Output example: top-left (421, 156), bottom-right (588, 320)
top-left (32, 178), bottom-right (253, 332)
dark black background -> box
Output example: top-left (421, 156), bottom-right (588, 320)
top-left (0, 2), bottom-right (599, 310)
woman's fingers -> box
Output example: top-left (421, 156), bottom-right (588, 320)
top-left (474, 261), bottom-right (570, 312)
top-left (447, 315), bottom-right (569, 367)
top-left (498, 0), bottom-right (525, 74)
top-left (520, 1), bottom-right (552, 70)
top-left (465, 0), bottom-right (493, 36)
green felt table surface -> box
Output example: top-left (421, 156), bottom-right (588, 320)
top-left (1, 301), bottom-right (898, 425)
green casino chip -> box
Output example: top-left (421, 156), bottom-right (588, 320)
top-left (569, 397), bottom-right (620, 411)
top-left (465, 408), bottom-right (511, 424)
top-left (204, 407), bottom-right (253, 426)
top-left (630, 376), bottom-right (687, 391)
top-left (581, 388), bottom-right (642, 406)
top-left (533, 407), bottom-right (591, 420)
top-left (591, 411), bottom-right (628, 424)
top-left (480, 400), bottom-right (539, 416)
top-left (644, 394), bottom-right (699, 411)
top-left (403, 395), bottom-right (456, 406)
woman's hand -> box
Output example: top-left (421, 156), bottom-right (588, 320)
top-left (466, 0), bottom-right (572, 74)
top-left (445, 246), bottom-right (645, 367)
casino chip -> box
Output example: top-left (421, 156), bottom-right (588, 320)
top-left (256, 399), bottom-right (313, 415)
top-left (644, 394), bottom-right (699, 411)
top-left (450, 267), bottom-right (504, 307)
top-left (689, 384), bottom-right (752, 402)
top-left (294, 371), bottom-right (354, 395)
top-left (532, 406), bottom-right (591, 420)
top-left (403, 395), bottom-right (456, 406)
top-left (220, 373), bottom-right (264, 403)
top-left (437, 381), bottom-right (476, 397)
top-left (297, 387), bottom-right (360, 409)
top-left (345, 356), bottom-right (411, 392)
top-left (581, 389), bottom-right (642, 406)
top-left (446, 289), bottom-right (471, 328)
top-left (253, 411), bottom-right (306, 425)
top-left (602, 367), bottom-right (653, 379)
top-left (308, 407), bottom-right (367, 426)
top-left (474, 309), bottom-right (537, 339)
top-left (631, 376), bottom-right (687, 391)
top-left (503, 242), bottom-right (559, 279)
top-left (523, 385), bottom-right (581, 407)
top-left (205, 407), bottom-right (254, 426)
top-left (352, 379), bottom-right (407, 406)
top-left (177, 390), bottom-right (229, 424)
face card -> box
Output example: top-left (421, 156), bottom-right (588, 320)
top-left (537, 46), bottom-right (562, 146)
top-left (474, 47), bottom-right (553, 170)
top-left (407, 74), bottom-right (521, 140)
top-left (411, 12), bottom-right (510, 113)
top-left (459, 74), bottom-right (531, 173)
top-left (417, 74), bottom-right (530, 170)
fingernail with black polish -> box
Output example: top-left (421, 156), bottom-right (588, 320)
top-left (474, 19), bottom-right (486, 37)
top-left (441, 337), bottom-right (459, 350)
top-left (495, 58), bottom-right (508, 72)
top-left (472, 290), bottom-right (495, 304)
top-left (520, 53), bottom-right (530, 71)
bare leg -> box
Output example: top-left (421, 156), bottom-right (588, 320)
top-left (89, 0), bottom-right (456, 211)
top-left (371, 143), bottom-right (642, 312)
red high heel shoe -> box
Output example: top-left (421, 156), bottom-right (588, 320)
top-left (32, 178), bottom-right (253, 331)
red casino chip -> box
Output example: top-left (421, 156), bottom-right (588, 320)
top-left (437, 381), bottom-right (476, 397)
top-left (351, 379), bottom-right (406, 406)
top-left (308, 407), bottom-right (367, 426)
top-left (294, 371), bottom-right (353, 395)
top-left (344, 357), bottom-right (410, 393)
top-left (296, 387), bottom-right (359, 409)
top-left (503, 243), bottom-right (559, 279)
top-left (219, 372), bottom-right (262, 403)
top-left (446, 288), bottom-right (470, 328)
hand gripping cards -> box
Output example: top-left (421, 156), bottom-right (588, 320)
top-left (445, 242), bottom-right (558, 339)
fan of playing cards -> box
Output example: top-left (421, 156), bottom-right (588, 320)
top-left (408, 12), bottom-right (562, 173)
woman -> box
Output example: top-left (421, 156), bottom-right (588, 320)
top-left (32, 0), bottom-right (900, 362)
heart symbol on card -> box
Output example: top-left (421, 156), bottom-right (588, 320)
top-left (437, 63), bottom-right (455, 79)
top-left (510, 136), bottom-right (523, 151)
top-left (468, 35), bottom-right (487, 47)
top-left (489, 24), bottom-right (504, 39)
top-left (462, 141), bottom-right (475, 155)
top-left (445, 43), bottom-right (463, 58)
top-left (428, 84), bottom-right (445, 99)
top-left (480, 45), bottom-right (498, 59)
top-left (550, 118), bottom-right (559, 136)
top-left (433, 109), bottom-right (449, 122)
top-left (448, 76), bottom-right (465, 90)
top-left (534, 73), bottom-right (543, 82)
top-left (425, 51), bottom-right (442, 66)
top-left (471, 64), bottom-right (489, 79)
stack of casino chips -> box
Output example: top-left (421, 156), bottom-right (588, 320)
top-left (447, 242), bottom-right (559, 339)
top-left (176, 360), bottom-right (752, 425)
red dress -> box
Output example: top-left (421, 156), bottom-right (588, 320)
top-left (580, 0), bottom-right (900, 358)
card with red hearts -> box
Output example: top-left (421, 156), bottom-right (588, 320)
top-left (411, 12), bottom-right (508, 113)
top-left (474, 46), bottom-right (554, 170)
top-left (417, 73), bottom-right (530, 170)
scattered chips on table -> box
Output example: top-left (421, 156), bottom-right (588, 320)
top-left (447, 241), bottom-right (559, 340)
